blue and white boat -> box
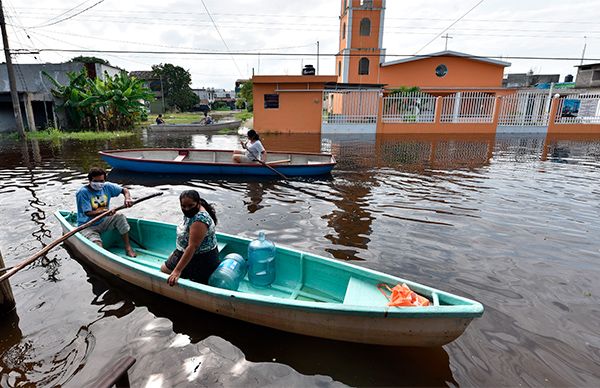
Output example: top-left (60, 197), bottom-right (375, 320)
top-left (99, 148), bottom-right (336, 177)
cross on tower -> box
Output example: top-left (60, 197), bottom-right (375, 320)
top-left (441, 33), bottom-right (453, 50)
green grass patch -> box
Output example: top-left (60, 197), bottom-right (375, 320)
top-left (234, 110), bottom-right (253, 121)
top-left (0, 131), bottom-right (20, 140)
top-left (26, 128), bottom-right (136, 141)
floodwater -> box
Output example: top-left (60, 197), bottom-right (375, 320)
top-left (1, 129), bottom-right (599, 386)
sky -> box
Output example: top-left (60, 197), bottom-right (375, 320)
top-left (6, 0), bottom-right (600, 90)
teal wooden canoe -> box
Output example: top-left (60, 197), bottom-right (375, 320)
top-left (56, 211), bottom-right (483, 346)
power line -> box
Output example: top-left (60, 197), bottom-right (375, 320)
top-left (12, 8), bottom-right (600, 25)
top-left (38, 0), bottom-right (93, 26)
top-left (415, 0), bottom-right (486, 54)
top-left (16, 48), bottom-right (600, 61)
top-left (31, 0), bottom-right (104, 29)
top-left (15, 14), bottom-right (600, 35)
top-left (199, 0), bottom-right (243, 77)
top-left (24, 28), bottom-right (318, 53)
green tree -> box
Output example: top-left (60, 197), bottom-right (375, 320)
top-left (389, 86), bottom-right (421, 96)
top-left (152, 63), bottom-right (199, 111)
top-left (44, 69), bottom-right (154, 131)
top-left (71, 56), bottom-right (111, 65)
top-left (238, 80), bottom-right (253, 112)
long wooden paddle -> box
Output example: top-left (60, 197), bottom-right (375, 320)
top-left (0, 192), bottom-right (163, 283)
top-left (252, 157), bottom-right (289, 180)
top-left (242, 137), bottom-right (289, 180)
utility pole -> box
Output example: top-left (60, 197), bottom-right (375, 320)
top-left (316, 41), bottom-right (320, 75)
top-left (159, 74), bottom-right (166, 113)
top-left (0, 0), bottom-right (25, 138)
top-left (580, 36), bottom-right (587, 66)
top-left (441, 34), bottom-right (453, 51)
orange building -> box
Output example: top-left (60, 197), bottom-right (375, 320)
top-left (253, 0), bottom-right (600, 134)
top-left (253, 75), bottom-right (337, 133)
top-left (335, 0), bottom-right (510, 93)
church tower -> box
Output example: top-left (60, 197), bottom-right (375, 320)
top-left (337, 0), bottom-right (386, 84)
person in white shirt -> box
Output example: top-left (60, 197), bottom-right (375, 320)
top-left (233, 129), bottom-right (267, 163)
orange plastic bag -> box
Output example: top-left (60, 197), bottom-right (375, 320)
top-left (378, 283), bottom-right (431, 307)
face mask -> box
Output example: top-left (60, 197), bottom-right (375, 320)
top-left (90, 181), bottom-right (105, 191)
top-left (182, 206), bottom-right (199, 218)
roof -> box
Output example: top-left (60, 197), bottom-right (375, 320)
top-left (130, 70), bottom-right (157, 79)
top-left (575, 62), bottom-right (600, 68)
top-left (381, 50), bottom-right (511, 68)
top-left (253, 75), bottom-right (338, 84)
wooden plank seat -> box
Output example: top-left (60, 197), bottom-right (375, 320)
top-left (266, 159), bottom-right (291, 165)
top-left (343, 276), bottom-right (388, 306)
top-left (127, 241), bottom-right (228, 260)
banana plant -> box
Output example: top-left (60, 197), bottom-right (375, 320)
top-left (44, 69), bottom-right (154, 131)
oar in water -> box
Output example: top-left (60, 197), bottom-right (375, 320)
top-left (241, 135), bottom-right (289, 180)
top-left (252, 157), bottom-right (289, 180)
top-left (0, 192), bottom-right (164, 283)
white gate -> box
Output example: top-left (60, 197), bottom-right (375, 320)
top-left (498, 92), bottom-right (551, 126)
top-left (322, 89), bottom-right (380, 134)
top-left (382, 92), bottom-right (437, 123)
top-left (440, 92), bottom-right (496, 123)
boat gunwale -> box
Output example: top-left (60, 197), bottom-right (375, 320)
top-left (99, 148), bottom-right (337, 168)
top-left (56, 210), bottom-right (483, 318)
top-left (148, 120), bottom-right (243, 128)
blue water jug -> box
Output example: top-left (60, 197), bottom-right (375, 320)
top-left (208, 253), bottom-right (247, 291)
top-left (247, 231), bottom-right (276, 286)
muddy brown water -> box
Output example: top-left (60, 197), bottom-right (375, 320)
top-left (0, 131), bottom-right (599, 386)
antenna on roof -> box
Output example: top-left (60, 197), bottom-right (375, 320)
top-left (580, 36), bottom-right (587, 66)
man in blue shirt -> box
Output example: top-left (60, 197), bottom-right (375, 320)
top-left (76, 167), bottom-right (137, 257)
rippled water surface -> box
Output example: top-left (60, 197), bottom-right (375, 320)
top-left (1, 131), bottom-right (599, 386)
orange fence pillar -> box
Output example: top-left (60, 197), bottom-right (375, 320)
top-left (376, 91), bottom-right (384, 133)
top-left (547, 96), bottom-right (560, 133)
top-left (492, 96), bottom-right (502, 126)
top-left (434, 96), bottom-right (443, 124)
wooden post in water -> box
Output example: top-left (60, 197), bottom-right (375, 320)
top-left (0, 249), bottom-right (16, 315)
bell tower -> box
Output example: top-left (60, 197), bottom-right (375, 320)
top-left (337, 0), bottom-right (386, 84)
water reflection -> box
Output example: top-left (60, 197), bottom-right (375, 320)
top-left (2, 131), bottom-right (600, 386)
top-left (0, 311), bottom-right (28, 387)
top-left (76, 259), bottom-right (457, 387)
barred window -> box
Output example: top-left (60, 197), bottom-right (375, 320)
top-left (359, 58), bottom-right (369, 75)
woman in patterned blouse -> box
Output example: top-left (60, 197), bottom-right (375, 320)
top-left (161, 190), bottom-right (219, 286)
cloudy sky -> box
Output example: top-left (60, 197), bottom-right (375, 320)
top-left (6, 0), bottom-right (600, 89)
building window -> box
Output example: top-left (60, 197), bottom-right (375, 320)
top-left (359, 58), bottom-right (369, 75)
top-left (264, 94), bottom-right (279, 109)
top-left (338, 61), bottom-right (342, 76)
top-left (360, 0), bottom-right (373, 6)
top-left (342, 22), bottom-right (346, 40)
top-left (435, 64), bottom-right (448, 78)
top-left (360, 18), bottom-right (371, 36)
top-left (593, 70), bottom-right (600, 81)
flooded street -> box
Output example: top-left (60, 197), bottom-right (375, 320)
top-left (1, 130), bottom-right (599, 386)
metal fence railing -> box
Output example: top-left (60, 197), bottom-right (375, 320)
top-left (440, 92), bottom-right (496, 123)
top-left (497, 92), bottom-right (551, 126)
top-left (382, 92), bottom-right (437, 123)
top-left (319, 89), bottom-right (600, 129)
top-left (322, 90), bottom-right (380, 125)
top-left (554, 93), bottom-right (600, 124)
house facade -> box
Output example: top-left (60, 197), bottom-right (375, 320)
top-left (130, 70), bottom-right (165, 114)
top-left (575, 63), bottom-right (600, 89)
top-left (253, 0), bottom-right (600, 134)
top-left (0, 61), bottom-right (122, 132)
